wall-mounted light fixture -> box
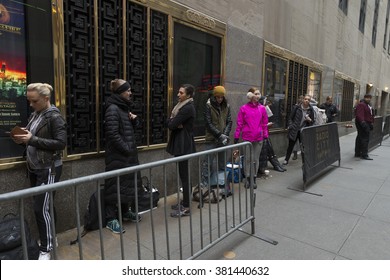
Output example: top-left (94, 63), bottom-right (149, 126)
top-left (385, 87), bottom-right (389, 91)
top-left (368, 83), bottom-right (373, 87)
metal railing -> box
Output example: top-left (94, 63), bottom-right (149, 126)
top-left (0, 142), bottom-right (257, 260)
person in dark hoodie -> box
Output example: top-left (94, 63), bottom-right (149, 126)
top-left (11, 83), bottom-right (67, 260)
top-left (104, 79), bottom-right (143, 234)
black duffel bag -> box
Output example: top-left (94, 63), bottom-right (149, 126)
top-left (0, 214), bottom-right (39, 260)
top-left (134, 177), bottom-right (160, 214)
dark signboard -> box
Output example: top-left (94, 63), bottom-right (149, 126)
top-left (300, 123), bottom-right (340, 188)
top-left (382, 115), bottom-right (390, 138)
top-left (368, 116), bottom-right (383, 150)
top-left (0, 0), bottom-right (28, 158)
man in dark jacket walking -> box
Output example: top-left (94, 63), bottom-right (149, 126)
top-left (319, 96), bottom-right (339, 123)
top-left (355, 94), bottom-right (375, 160)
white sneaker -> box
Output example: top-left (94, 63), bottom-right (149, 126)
top-left (38, 251), bottom-right (51, 260)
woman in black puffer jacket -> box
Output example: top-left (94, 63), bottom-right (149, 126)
top-left (104, 79), bottom-right (143, 233)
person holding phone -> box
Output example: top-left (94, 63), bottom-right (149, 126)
top-left (11, 83), bottom-right (67, 260)
top-left (282, 95), bottom-right (315, 165)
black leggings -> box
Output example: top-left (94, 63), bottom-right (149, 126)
top-left (285, 133), bottom-right (301, 162)
top-left (177, 159), bottom-right (190, 208)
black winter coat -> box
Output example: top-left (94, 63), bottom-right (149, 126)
top-left (287, 104), bottom-right (315, 141)
top-left (104, 94), bottom-right (142, 204)
top-left (166, 101), bottom-right (196, 156)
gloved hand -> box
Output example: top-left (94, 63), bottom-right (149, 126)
top-left (361, 122), bottom-right (369, 132)
top-left (218, 134), bottom-right (229, 146)
top-left (369, 123), bottom-right (374, 131)
top-left (233, 138), bottom-right (239, 144)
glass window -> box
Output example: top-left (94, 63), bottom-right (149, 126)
top-left (359, 0), bottom-right (367, 33)
top-left (333, 77), bottom-right (355, 122)
top-left (372, 0), bottom-right (380, 46)
top-left (333, 78), bottom-right (343, 122)
top-left (263, 54), bottom-right (288, 129)
top-left (307, 70), bottom-right (321, 102)
top-left (384, 0), bottom-right (390, 49)
top-left (354, 83), bottom-right (361, 109)
top-left (339, 0), bottom-right (348, 15)
top-left (173, 23), bottom-right (222, 137)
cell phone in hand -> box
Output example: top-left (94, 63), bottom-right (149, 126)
top-left (10, 126), bottom-right (28, 137)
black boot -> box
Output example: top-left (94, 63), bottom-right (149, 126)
top-left (269, 156), bottom-right (285, 172)
top-left (245, 177), bottom-right (257, 189)
top-left (258, 168), bottom-right (266, 177)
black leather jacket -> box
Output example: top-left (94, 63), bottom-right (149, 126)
top-left (26, 106), bottom-right (67, 167)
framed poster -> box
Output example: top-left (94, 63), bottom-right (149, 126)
top-left (0, 0), bottom-right (28, 158)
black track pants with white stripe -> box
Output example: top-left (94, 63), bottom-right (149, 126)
top-left (29, 165), bottom-right (62, 253)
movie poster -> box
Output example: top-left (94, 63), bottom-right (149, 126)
top-left (0, 0), bottom-right (27, 158)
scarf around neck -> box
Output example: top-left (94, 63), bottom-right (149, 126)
top-left (170, 97), bottom-right (193, 118)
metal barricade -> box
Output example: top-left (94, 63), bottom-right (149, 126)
top-left (0, 142), bottom-right (257, 260)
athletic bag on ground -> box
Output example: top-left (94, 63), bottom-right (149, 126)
top-left (83, 188), bottom-right (106, 231)
top-left (0, 214), bottom-right (39, 260)
top-left (70, 187), bottom-right (106, 245)
top-left (135, 176), bottom-right (160, 213)
top-left (192, 185), bottom-right (223, 209)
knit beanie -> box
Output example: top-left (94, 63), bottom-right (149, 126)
top-left (213, 86), bottom-right (226, 97)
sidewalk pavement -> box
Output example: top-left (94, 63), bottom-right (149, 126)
top-left (198, 132), bottom-right (390, 260)
top-left (56, 132), bottom-right (390, 260)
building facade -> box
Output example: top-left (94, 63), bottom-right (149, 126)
top-left (1, 0), bottom-right (390, 232)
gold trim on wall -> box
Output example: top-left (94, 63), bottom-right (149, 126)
top-left (146, 7), bottom-right (151, 146)
top-left (94, 0), bottom-right (101, 152)
top-left (334, 70), bottom-right (360, 85)
top-left (51, 0), bottom-right (67, 157)
top-left (264, 41), bottom-right (324, 72)
top-left (130, 0), bottom-right (226, 34)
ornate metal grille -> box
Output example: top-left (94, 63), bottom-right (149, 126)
top-left (63, 1), bottom-right (170, 152)
top-left (64, 0), bottom-right (97, 154)
top-left (64, 0), bottom-right (123, 154)
top-left (150, 10), bottom-right (168, 144)
top-left (98, 0), bottom-right (123, 150)
top-left (127, 2), bottom-right (148, 146)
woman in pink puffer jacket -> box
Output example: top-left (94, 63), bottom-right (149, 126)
top-left (234, 88), bottom-right (268, 189)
